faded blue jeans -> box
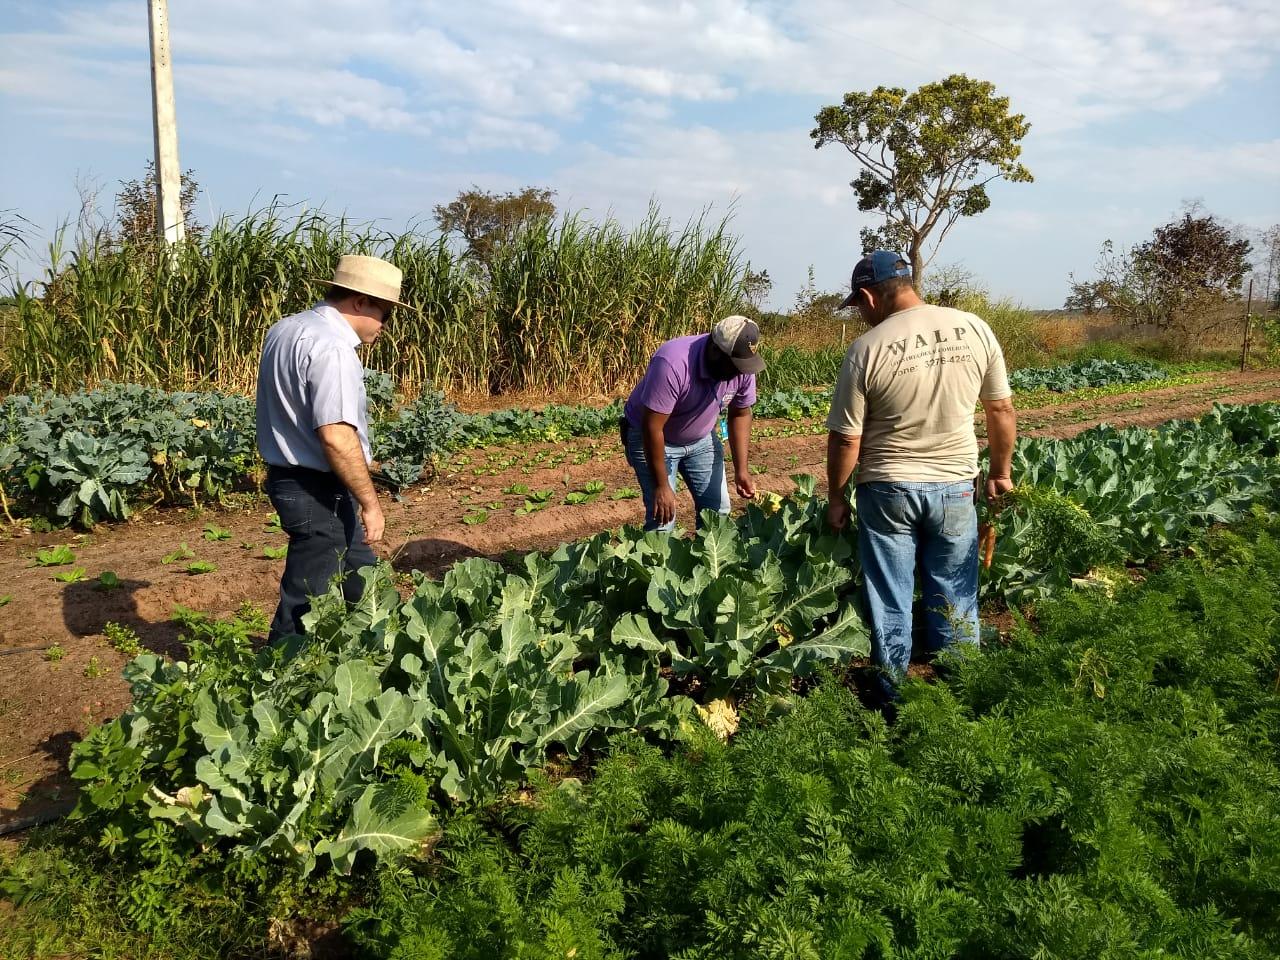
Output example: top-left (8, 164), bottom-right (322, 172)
top-left (623, 422), bottom-right (729, 532)
top-left (855, 480), bottom-right (981, 701)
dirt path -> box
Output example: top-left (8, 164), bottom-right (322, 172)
top-left (3, 368), bottom-right (1279, 826)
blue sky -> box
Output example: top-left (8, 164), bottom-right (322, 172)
top-left (2, 0), bottom-right (1278, 309)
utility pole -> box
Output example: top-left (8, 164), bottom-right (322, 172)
top-left (147, 0), bottom-right (184, 245)
top-left (1263, 225), bottom-right (1279, 311)
top-left (1240, 279), bottom-right (1254, 373)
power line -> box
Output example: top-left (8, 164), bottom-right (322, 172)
top-left (886, 0), bottom-right (1101, 95)
top-left (813, 16), bottom-right (1096, 133)
top-left (817, 21), bottom-right (939, 72)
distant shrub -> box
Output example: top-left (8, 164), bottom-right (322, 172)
top-left (1033, 314), bottom-right (1089, 356)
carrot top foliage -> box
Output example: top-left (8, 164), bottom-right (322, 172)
top-left (345, 522), bottom-right (1280, 959)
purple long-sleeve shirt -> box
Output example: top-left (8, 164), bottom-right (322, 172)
top-left (623, 334), bottom-right (757, 446)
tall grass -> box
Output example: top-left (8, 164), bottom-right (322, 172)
top-left (757, 344), bottom-right (843, 392)
top-left (484, 207), bottom-right (744, 394)
top-left (3, 204), bottom-right (746, 397)
top-left (952, 292), bottom-right (1048, 370)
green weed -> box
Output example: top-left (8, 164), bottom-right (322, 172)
top-left (32, 545), bottom-right (75, 567)
top-left (103, 622), bottom-right (142, 657)
top-left (95, 571), bottom-right (122, 591)
top-left (161, 543), bottom-right (195, 565)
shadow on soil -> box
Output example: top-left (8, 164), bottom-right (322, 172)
top-left (60, 578), bottom-right (186, 657)
top-left (392, 536), bottom-right (488, 578)
top-left (0, 730), bottom-right (78, 834)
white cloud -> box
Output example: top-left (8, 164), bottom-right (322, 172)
top-left (3, 0), bottom-right (1278, 308)
top-left (1039, 138), bottom-right (1280, 189)
top-left (181, 65), bottom-right (421, 133)
top-left (6, 0), bottom-right (1279, 143)
top-left (433, 113), bottom-right (561, 154)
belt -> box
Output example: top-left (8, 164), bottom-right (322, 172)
top-left (266, 464), bottom-right (346, 493)
top-left (266, 463), bottom-right (335, 479)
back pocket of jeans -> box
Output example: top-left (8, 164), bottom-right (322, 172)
top-left (857, 487), bottom-right (910, 532)
top-left (942, 491), bottom-right (974, 537)
top-left (274, 495), bottom-right (310, 536)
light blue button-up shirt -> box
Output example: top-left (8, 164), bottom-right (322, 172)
top-left (255, 303), bottom-right (371, 471)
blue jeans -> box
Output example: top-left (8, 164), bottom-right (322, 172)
top-left (623, 423), bottom-right (729, 532)
top-left (265, 466), bottom-right (378, 643)
top-left (855, 480), bottom-right (980, 701)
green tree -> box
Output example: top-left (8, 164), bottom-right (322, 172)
top-left (740, 267), bottom-right (773, 310)
top-left (811, 73), bottom-right (1033, 285)
top-left (433, 186), bottom-right (556, 265)
top-left (114, 161), bottom-right (203, 245)
top-left (790, 265), bottom-right (844, 327)
top-left (1066, 209), bottom-right (1252, 332)
top-left (921, 262), bottom-right (986, 308)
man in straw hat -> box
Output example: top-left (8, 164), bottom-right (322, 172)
top-left (621, 315), bottom-right (765, 531)
top-left (256, 254), bottom-right (409, 642)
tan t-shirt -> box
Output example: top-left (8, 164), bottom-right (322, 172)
top-left (827, 303), bottom-right (1011, 483)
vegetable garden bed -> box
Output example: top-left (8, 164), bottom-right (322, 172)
top-left (43, 402), bottom-right (1280, 874)
top-left (5, 495), bottom-right (1280, 958)
top-left (0, 361), bottom-right (1229, 528)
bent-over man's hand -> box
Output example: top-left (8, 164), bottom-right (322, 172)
top-left (653, 484), bottom-right (678, 527)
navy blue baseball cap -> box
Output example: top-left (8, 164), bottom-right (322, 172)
top-left (837, 251), bottom-right (912, 307)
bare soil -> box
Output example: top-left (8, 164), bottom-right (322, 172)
top-left (3, 368), bottom-right (1279, 829)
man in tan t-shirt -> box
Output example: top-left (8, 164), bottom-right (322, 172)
top-left (825, 251), bottom-right (1017, 706)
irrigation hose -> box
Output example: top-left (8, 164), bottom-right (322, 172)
top-left (0, 803), bottom-right (75, 837)
top-left (0, 644), bottom-right (62, 658)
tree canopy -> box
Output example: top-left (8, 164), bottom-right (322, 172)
top-left (1066, 209), bottom-right (1252, 331)
top-left (811, 74), bottom-right (1032, 284)
top-left (433, 186), bottom-right (556, 265)
top-left (114, 161), bottom-right (203, 245)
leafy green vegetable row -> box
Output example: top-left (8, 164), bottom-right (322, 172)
top-left (990, 402), bottom-right (1280, 600)
top-left (0, 379), bottom-right (832, 524)
top-left (0, 384), bottom-right (257, 527)
top-left (67, 480), bottom-right (868, 874)
top-left (61, 403), bottom-right (1280, 881)
top-left (1007, 356), bottom-right (1167, 392)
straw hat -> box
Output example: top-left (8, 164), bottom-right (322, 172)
top-left (316, 254), bottom-right (411, 309)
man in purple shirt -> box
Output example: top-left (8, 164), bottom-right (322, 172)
top-left (622, 315), bottom-right (765, 531)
